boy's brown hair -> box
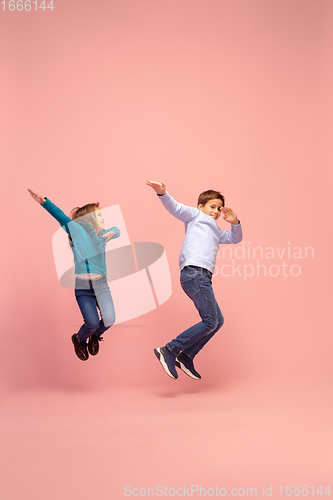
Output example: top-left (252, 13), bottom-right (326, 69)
top-left (197, 190), bottom-right (225, 208)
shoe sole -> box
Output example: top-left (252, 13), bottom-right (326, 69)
top-left (175, 358), bottom-right (201, 380)
top-left (71, 334), bottom-right (89, 361)
top-left (154, 348), bottom-right (178, 379)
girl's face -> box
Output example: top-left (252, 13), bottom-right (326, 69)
top-left (95, 209), bottom-right (105, 229)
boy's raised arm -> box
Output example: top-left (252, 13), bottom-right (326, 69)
top-left (219, 206), bottom-right (242, 244)
top-left (146, 179), bottom-right (197, 223)
top-left (146, 180), bottom-right (166, 195)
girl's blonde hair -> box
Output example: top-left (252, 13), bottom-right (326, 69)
top-left (68, 202), bottom-right (101, 247)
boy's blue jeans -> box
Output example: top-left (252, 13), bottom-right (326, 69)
top-left (166, 266), bottom-right (224, 359)
top-left (74, 276), bottom-right (115, 343)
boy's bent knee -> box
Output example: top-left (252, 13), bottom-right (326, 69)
top-left (203, 316), bottom-right (219, 332)
top-left (204, 313), bottom-right (224, 332)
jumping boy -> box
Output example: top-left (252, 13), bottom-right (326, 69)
top-left (146, 180), bottom-right (242, 380)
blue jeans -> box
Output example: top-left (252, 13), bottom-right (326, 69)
top-left (166, 266), bottom-right (224, 359)
top-left (74, 276), bottom-right (115, 343)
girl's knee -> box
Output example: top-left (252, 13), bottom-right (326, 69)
top-left (103, 314), bottom-right (115, 328)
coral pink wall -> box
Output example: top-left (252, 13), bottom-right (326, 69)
top-left (1, 0), bottom-right (332, 393)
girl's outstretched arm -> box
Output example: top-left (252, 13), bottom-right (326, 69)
top-left (27, 189), bottom-right (46, 205)
top-left (103, 231), bottom-right (115, 242)
top-left (102, 226), bottom-right (121, 242)
top-left (28, 188), bottom-right (81, 238)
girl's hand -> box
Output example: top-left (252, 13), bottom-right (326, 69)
top-left (146, 180), bottom-right (166, 195)
top-left (103, 231), bottom-right (115, 242)
top-left (28, 189), bottom-right (46, 205)
top-left (221, 207), bottom-right (239, 225)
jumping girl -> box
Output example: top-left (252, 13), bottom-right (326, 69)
top-left (28, 189), bottom-right (120, 361)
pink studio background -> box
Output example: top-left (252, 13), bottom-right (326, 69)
top-left (1, 1), bottom-right (332, 499)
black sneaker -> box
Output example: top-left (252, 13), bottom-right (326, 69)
top-left (88, 334), bottom-right (103, 356)
top-left (71, 334), bottom-right (89, 361)
top-left (175, 353), bottom-right (201, 380)
top-left (154, 346), bottom-right (178, 379)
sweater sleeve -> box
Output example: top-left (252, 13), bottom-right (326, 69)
top-left (103, 226), bottom-right (121, 239)
top-left (157, 191), bottom-right (198, 223)
top-left (219, 221), bottom-right (243, 244)
top-left (41, 198), bottom-right (81, 238)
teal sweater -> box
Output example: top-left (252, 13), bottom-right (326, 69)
top-left (42, 198), bottom-right (120, 276)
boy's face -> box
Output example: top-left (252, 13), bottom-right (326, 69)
top-left (198, 198), bottom-right (223, 220)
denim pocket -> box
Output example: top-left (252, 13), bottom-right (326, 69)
top-left (180, 275), bottom-right (200, 298)
top-left (75, 280), bottom-right (89, 291)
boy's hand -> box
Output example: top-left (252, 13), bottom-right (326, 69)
top-left (28, 189), bottom-right (46, 205)
top-left (102, 231), bottom-right (115, 242)
top-left (146, 180), bottom-right (166, 196)
top-left (222, 207), bottom-right (239, 225)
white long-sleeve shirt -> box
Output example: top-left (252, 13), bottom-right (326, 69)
top-left (158, 191), bottom-right (243, 273)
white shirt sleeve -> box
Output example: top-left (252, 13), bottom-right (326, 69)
top-left (157, 191), bottom-right (198, 223)
top-left (219, 222), bottom-right (243, 244)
